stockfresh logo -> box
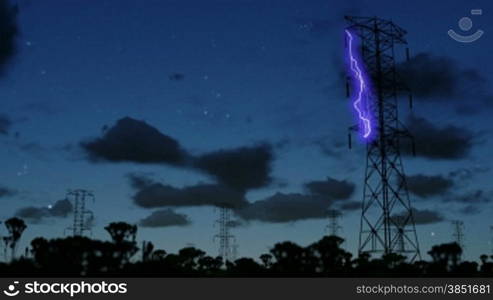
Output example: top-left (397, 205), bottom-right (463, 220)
top-left (3, 281), bottom-right (20, 297)
top-left (2, 280), bottom-right (127, 297)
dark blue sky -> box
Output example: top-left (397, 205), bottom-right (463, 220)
top-left (0, 0), bottom-right (492, 261)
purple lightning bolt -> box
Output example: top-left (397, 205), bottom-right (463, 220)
top-left (345, 29), bottom-right (373, 140)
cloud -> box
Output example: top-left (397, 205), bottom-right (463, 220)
top-left (168, 73), bottom-right (185, 81)
top-left (0, 186), bottom-right (16, 198)
top-left (81, 117), bottom-right (189, 165)
top-left (406, 174), bottom-right (454, 198)
top-left (398, 53), bottom-right (491, 107)
top-left (0, 0), bottom-right (18, 76)
top-left (14, 199), bottom-right (73, 223)
top-left (304, 177), bottom-right (355, 200)
top-left (226, 220), bottom-right (244, 228)
top-left (83, 118), bottom-right (275, 191)
top-left (234, 176), bottom-right (356, 223)
top-left (236, 192), bottom-right (331, 223)
top-left (338, 201), bottom-right (360, 211)
top-left (448, 166), bottom-right (490, 181)
top-left (194, 144), bottom-right (273, 191)
top-left (0, 114), bottom-right (11, 135)
top-left (402, 115), bottom-right (477, 160)
top-left (129, 174), bottom-right (248, 209)
top-left (458, 205), bottom-right (480, 216)
top-left (130, 173), bottom-right (357, 223)
top-left (393, 208), bottom-right (444, 225)
top-left (49, 199), bottom-right (73, 217)
top-left (444, 189), bottom-right (492, 204)
top-left (139, 209), bottom-right (191, 228)
top-left (411, 209), bottom-right (445, 225)
top-left (15, 207), bottom-right (46, 223)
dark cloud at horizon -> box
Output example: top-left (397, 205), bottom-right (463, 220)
top-left (194, 144), bottom-right (274, 191)
top-left (393, 208), bottom-right (445, 225)
top-left (338, 200), bottom-right (360, 211)
top-left (304, 177), bottom-right (355, 201)
top-left (448, 166), bottom-right (490, 182)
top-left (226, 220), bottom-right (244, 228)
top-left (444, 189), bottom-right (492, 204)
top-left (406, 174), bottom-right (454, 198)
top-left (405, 172), bottom-right (491, 218)
top-left (129, 173), bottom-right (248, 209)
top-left (235, 176), bottom-right (356, 223)
top-left (398, 52), bottom-right (493, 113)
top-left (83, 117), bottom-right (275, 192)
top-left (412, 209), bottom-right (445, 225)
top-left (129, 172), bottom-right (358, 224)
top-left (0, 185), bottom-right (16, 198)
top-left (236, 192), bottom-right (332, 223)
top-left (139, 209), bottom-right (191, 228)
top-left (402, 115), bottom-right (477, 160)
top-left (459, 205), bottom-right (481, 216)
top-left (81, 117), bottom-right (190, 165)
top-left (14, 199), bottom-right (73, 223)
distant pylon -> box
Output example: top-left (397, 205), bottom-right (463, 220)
top-left (214, 206), bottom-right (236, 262)
top-left (452, 220), bottom-right (465, 250)
top-left (64, 189), bottom-right (94, 236)
top-left (326, 209), bottom-right (342, 237)
top-left (345, 16), bottom-right (420, 261)
top-left (231, 241), bottom-right (239, 261)
top-left (490, 226), bottom-right (493, 254)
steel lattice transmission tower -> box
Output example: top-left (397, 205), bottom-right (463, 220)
top-left (326, 209), bottom-right (342, 237)
top-left (214, 206), bottom-right (236, 262)
top-left (345, 16), bottom-right (420, 261)
top-left (452, 220), bottom-right (465, 250)
top-left (65, 189), bottom-right (95, 236)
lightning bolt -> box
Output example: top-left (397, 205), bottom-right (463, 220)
top-left (345, 30), bottom-right (372, 139)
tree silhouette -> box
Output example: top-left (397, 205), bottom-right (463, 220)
top-left (104, 222), bottom-right (138, 266)
top-left (268, 241), bottom-right (309, 274)
top-left (428, 242), bottom-right (463, 273)
top-left (177, 247), bottom-right (205, 271)
top-left (151, 249), bottom-right (167, 261)
top-left (306, 235), bottom-right (352, 274)
top-left (141, 241), bottom-right (154, 262)
top-left (197, 255), bottom-right (222, 274)
top-left (0, 223), bottom-right (486, 277)
top-left (4, 217), bottom-right (26, 260)
top-left (259, 253), bottom-right (273, 269)
top-left (105, 222), bottom-right (137, 244)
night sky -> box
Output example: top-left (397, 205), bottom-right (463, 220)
top-left (0, 0), bottom-right (492, 261)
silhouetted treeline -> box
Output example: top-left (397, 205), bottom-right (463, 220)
top-left (1, 220), bottom-right (493, 277)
